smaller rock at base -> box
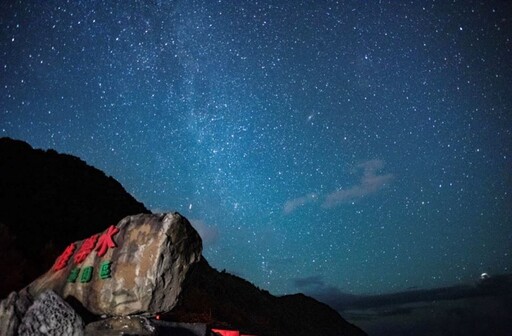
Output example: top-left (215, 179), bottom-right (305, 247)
top-left (18, 290), bottom-right (84, 336)
top-left (85, 316), bottom-right (156, 336)
top-left (0, 290), bottom-right (33, 336)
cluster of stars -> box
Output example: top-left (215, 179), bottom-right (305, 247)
top-left (1, 0), bottom-right (511, 296)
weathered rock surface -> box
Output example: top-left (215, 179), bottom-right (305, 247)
top-left (0, 290), bottom-right (32, 336)
top-left (18, 290), bottom-right (83, 336)
top-left (26, 212), bottom-right (202, 316)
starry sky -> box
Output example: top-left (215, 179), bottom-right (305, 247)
top-left (1, 0), bottom-right (511, 297)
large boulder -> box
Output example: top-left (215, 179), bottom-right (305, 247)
top-left (26, 212), bottom-right (202, 316)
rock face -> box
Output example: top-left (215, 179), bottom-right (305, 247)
top-left (0, 290), bottom-right (32, 336)
top-left (18, 290), bottom-right (84, 336)
top-left (26, 213), bottom-right (202, 316)
top-left (0, 137), bottom-right (149, 298)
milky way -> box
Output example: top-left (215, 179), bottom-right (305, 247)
top-left (1, 0), bottom-right (511, 296)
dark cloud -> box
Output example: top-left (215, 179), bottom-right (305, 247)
top-left (294, 273), bottom-right (512, 312)
top-left (354, 274), bottom-right (511, 311)
top-left (346, 276), bottom-right (512, 336)
top-left (295, 274), bottom-right (512, 336)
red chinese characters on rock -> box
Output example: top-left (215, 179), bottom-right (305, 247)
top-left (73, 234), bottom-right (99, 264)
top-left (52, 225), bottom-right (120, 272)
top-left (96, 225), bottom-right (120, 257)
top-left (53, 243), bottom-right (76, 271)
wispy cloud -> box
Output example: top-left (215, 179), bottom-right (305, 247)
top-left (322, 159), bottom-right (393, 208)
top-left (283, 192), bottom-right (319, 214)
top-left (283, 159), bottom-right (393, 214)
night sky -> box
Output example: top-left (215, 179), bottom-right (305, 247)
top-left (1, 0), bottom-right (511, 297)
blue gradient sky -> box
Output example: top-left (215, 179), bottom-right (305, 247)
top-left (1, 0), bottom-right (511, 296)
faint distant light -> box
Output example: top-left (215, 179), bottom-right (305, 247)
top-left (480, 272), bottom-right (490, 280)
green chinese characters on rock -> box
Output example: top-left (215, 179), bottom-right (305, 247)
top-left (67, 268), bottom-right (81, 283)
top-left (66, 261), bottom-right (113, 284)
top-left (80, 266), bottom-right (93, 283)
top-left (99, 260), bottom-right (113, 279)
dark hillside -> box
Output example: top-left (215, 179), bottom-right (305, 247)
top-left (0, 137), bottom-right (149, 297)
top-left (168, 258), bottom-right (366, 336)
